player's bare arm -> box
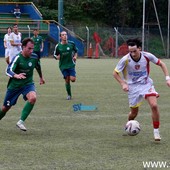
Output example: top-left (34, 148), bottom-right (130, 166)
top-left (113, 70), bottom-right (129, 92)
top-left (39, 77), bottom-right (45, 85)
top-left (35, 63), bottom-right (45, 85)
top-left (158, 60), bottom-right (170, 87)
top-left (73, 53), bottom-right (77, 62)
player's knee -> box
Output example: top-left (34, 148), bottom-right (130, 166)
top-left (27, 92), bottom-right (37, 104)
top-left (70, 77), bottom-right (76, 82)
top-left (28, 97), bottom-right (36, 104)
top-left (2, 106), bottom-right (11, 113)
top-left (150, 103), bottom-right (158, 111)
top-left (27, 94), bottom-right (37, 104)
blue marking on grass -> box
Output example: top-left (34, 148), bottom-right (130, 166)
top-left (73, 103), bottom-right (97, 112)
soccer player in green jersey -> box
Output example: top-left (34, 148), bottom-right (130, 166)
top-left (31, 29), bottom-right (44, 59)
top-left (0, 38), bottom-right (45, 131)
top-left (54, 31), bottom-right (78, 100)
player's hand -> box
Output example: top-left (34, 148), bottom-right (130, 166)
top-left (166, 79), bottom-right (170, 87)
top-left (14, 73), bottom-right (26, 79)
top-left (57, 56), bottom-right (60, 60)
top-left (40, 77), bottom-right (45, 85)
top-left (121, 82), bottom-right (129, 92)
top-left (73, 56), bottom-right (77, 62)
top-left (54, 55), bottom-right (60, 60)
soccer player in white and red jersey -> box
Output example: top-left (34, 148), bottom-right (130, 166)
top-left (113, 38), bottom-right (170, 141)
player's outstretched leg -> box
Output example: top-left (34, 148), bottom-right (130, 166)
top-left (147, 96), bottom-right (161, 141)
top-left (16, 101), bottom-right (34, 131)
top-left (65, 83), bottom-right (71, 100)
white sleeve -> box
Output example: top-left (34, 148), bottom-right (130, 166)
top-left (142, 51), bottom-right (159, 65)
top-left (115, 55), bottom-right (128, 73)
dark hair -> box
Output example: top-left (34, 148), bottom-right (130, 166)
top-left (13, 24), bottom-right (18, 27)
top-left (22, 38), bottom-right (34, 48)
top-left (126, 38), bottom-right (142, 48)
top-left (60, 31), bottom-right (67, 36)
top-left (7, 27), bottom-right (12, 30)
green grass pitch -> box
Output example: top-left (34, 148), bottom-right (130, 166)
top-left (0, 58), bottom-right (170, 170)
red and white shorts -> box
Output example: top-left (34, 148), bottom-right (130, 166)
top-left (128, 78), bottom-right (159, 108)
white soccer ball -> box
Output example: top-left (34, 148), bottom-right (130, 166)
top-left (125, 120), bottom-right (141, 136)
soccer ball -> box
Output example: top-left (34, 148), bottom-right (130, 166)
top-left (125, 120), bottom-right (141, 136)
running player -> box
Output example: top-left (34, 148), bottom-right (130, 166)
top-left (113, 38), bottom-right (170, 141)
top-left (3, 27), bottom-right (12, 64)
top-left (0, 38), bottom-right (45, 131)
top-left (31, 29), bottom-right (44, 59)
top-left (54, 31), bottom-right (78, 100)
top-left (9, 24), bottom-right (22, 63)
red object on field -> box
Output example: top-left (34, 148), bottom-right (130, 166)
top-left (118, 43), bottom-right (128, 56)
top-left (95, 43), bottom-right (99, 59)
top-left (88, 43), bottom-right (93, 58)
top-left (93, 32), bottom-right (101, 59)
top-left (93, 32), bottom-right (101, 43)
top-left (103, 37), bottom-right (115, 56)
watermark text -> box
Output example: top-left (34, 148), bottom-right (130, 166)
top-left (143, 161), bottom-right (170, 169)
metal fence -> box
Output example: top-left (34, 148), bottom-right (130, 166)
top-left (66, 25), bottom-right (168, 58)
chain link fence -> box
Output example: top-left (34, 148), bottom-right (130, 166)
top-left (67, 25), bottom-right (168, 58)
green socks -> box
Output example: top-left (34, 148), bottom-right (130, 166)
top-left (0, 109), bottom-right (6, 120)
top-left (65, 83), bottom-right (71, 96)
top-left (0, 102), bottom-right (34, 122)
top-left (21, 101), bottom-right (34, 121)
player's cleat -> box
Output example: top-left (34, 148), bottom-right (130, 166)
top-left (66, 95), bottom-right (72, 100)
top-left (16, 120), bottom-right (27, 131)
top-left (154, 131), bottom-right (161, 141)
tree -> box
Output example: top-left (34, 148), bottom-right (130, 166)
top-left (16, 0), bottom-right (169, 28)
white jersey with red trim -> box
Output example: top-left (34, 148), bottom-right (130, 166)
top-left (114, 51), bottom-right (160, 84)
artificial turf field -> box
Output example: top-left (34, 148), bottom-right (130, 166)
top-left (0, 57), bottom-right (170, 170)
